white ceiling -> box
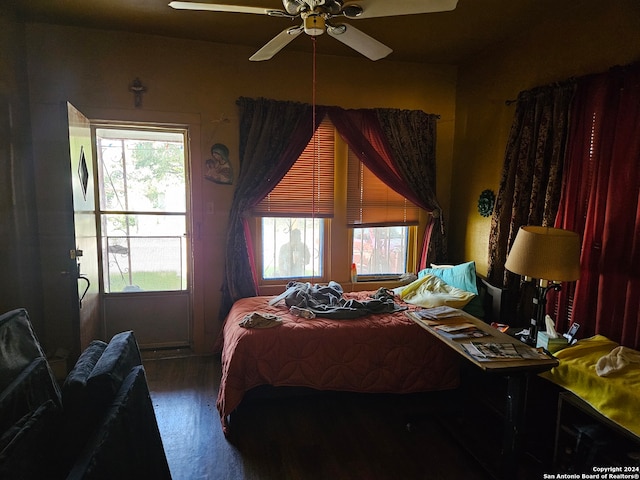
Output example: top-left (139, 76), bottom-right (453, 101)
top-left (8, 0), bottom-right (563, 64)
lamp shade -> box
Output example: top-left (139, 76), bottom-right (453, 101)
top-left (504, 226), bottom-right (581, 282)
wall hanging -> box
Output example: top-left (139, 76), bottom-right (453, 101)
top-left (205, 143), bottom-right (233, 185)
top-left (477, 189), bottom-right (495, 217)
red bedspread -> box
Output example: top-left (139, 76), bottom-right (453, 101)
top-left (216, 291), bottom-right (460, 434)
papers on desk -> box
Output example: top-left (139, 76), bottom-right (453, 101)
top-left (433, 323), bottom-right (491, 339)
top-left (405, 307), bottom-right (462, 326)
top-left (405, 310), bottom-right (491, 339)
top-left (411, 306), bottom-right (462, 320)
top-left (462, 342), bottom-right (550, 361)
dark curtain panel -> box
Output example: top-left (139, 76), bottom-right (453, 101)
top-left (553, 63), bottom-right (640, 349)
top-left (219, 98), bottom-right (323, 317)
top-left (376, 108), bottom-right (445, 267)
top-left (329, 107), bottom-right (445, 265)
top-left (487, 82), bottom-right (575, 292)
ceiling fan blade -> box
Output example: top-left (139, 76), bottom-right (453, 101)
top-left (327, 24), bottom-right (392, 61)
top-left (168, 2), bottom-right (275, 15)
top-left (343, 0), bottom-right (458, 19)
top-left (249, 26), bottom-right (304, 61)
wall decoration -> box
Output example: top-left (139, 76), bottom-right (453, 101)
top-left (478, 189), bottom-right (496, 217)
top-left (129, 77), bottom-right (147, 108)
top-left (205, 143), bottom-right (234, 185)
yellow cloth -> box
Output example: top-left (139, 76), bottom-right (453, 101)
top-left (392, 274), bottom-right (475, 309)
top-left (540, 335), bottom-right (640, 437)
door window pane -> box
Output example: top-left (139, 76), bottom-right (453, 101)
top-left (96, 127), bottom-right (188, 293)
top-left (103, 214), bottom-right (186, 292)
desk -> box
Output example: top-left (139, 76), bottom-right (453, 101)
top-left (409, 310), bottom-right (558, 479)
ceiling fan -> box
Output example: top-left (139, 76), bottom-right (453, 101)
top-left (168, 0), bottom-right (458, 61)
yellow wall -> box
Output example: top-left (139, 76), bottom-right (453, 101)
top-left (24, 24), bottom-right (457, 353)
top-left (450, 1), bottom-right (640, 275)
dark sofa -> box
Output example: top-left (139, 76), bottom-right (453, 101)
top-left (0, 308), bottom-right (171, 479)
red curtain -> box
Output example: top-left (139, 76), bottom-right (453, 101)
top-left (554, 63), bottom-right (640, 349)
top-left (329, 108), bottom-right (446, 265)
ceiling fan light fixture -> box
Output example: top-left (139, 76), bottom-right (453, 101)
top-left (282, 0), bottom-right (306, 16)
top-left (303, 14), bottom-right (325, 36)
top-left (342, 4), bottom-right (363, 18)
top-left (267, 9), bottom-right (295, 18)
top-left (287, 25), bottom-right (304, 36)
top-left (327, 24), bottom-right (346, 35)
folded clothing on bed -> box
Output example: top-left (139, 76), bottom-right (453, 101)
top-left (596, 345), bottom-right (640, 377)
top-left (239, 312), bottom-right (283, 329)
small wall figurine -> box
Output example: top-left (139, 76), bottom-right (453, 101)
top-left (205, 143), bottom-right (233, 185)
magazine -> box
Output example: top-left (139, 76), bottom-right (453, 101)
top-left (433, 322), bottom-right (491, 339)
top-left (411, 306), bottom-right (463, 320)
top-left (462, 342), bottom-right (551, 361)
top-left (461, 342), bottom-right (522, 360)
top-left (437, 328), bottom-right (491, 340)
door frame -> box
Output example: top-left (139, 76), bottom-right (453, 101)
top-left (93, 122), bottom-right (193, 349)
top-left (80, 107), bottom-right (206, 353)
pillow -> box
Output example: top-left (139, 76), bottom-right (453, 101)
top-left (62, 340), bottom-right (108, 408)
top-left (392, 274), bottom-right (476, 309)
top-left (418, 261), bottom-right (478, 295)
top-left (87, 331), bottom-right (142, 403)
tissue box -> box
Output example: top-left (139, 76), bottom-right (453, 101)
top-left (536, 331), bottom-right (568, 353)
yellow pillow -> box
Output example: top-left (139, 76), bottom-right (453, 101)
top-left (393, 274), bottom-right (476, 309)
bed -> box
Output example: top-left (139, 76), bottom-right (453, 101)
top-left (215, 287), bottom-right (462, 435)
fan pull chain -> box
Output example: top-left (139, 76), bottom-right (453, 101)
top-left (311, 35), bottom-right (317, 281)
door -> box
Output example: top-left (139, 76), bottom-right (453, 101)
top-left (68, 103), bottom-right (101, 350)
top-left (95, 126), bottom-right (191, 349)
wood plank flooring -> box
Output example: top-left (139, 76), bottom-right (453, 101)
top-left (143, 354), bottom-right (539, 480)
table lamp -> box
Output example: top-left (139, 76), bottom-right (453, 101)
top-left (504, 226), bottom-right (581, 346)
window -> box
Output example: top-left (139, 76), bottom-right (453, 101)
top-left (352, 226), bottom-right (408, 277)
top-left (255, 117), bottom-right (420, 283)
top-left (346, 148), bottom-right (419, 277)
top-left (96, 127), bottom-right (188, 293)
top-left (255, 118), bottom-right (333, 281)
top-left (261, 218), bottom-right (323, 279)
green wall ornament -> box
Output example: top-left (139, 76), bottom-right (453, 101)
top-left (478, 189), bottom-right (495, 217)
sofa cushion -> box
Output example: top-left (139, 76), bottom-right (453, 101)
top-left (0, 357), bottom-right (62, 434)
top-left (87, 331), bottom-right (142, 404)
top-left (0, 399), bottom-right (60, 480)
top-left (62, 340), bottom-right (108, 411)
top-left (67, 365), bottom-right (171, 480)
top-left (58, 332), bottom-right (142, 474)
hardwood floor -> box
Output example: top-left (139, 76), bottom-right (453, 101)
top-left (143, 355), bottom-right (542, 480)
